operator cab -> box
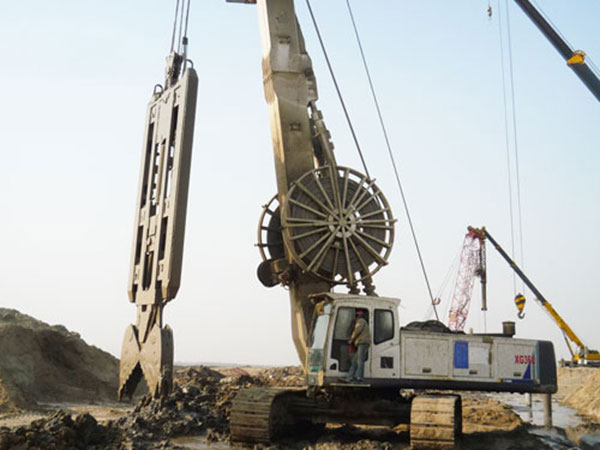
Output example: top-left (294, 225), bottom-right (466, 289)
top-left (307, 293), bottom-right (400, 387)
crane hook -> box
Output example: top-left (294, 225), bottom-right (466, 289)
top-left (514, 293), bottom-right (526, 319)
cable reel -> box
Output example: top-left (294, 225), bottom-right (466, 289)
top-left (281, 166), bottom-right (395, 286)
top-left (256, 195), bottom-right (285, 262)
top-left (256, 195), bottom-right (290, 288)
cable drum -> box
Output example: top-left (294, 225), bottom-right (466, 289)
top-left (256, 195), bottom-right (285, 262)
top-left (281, 166), bottom-right (395, 285)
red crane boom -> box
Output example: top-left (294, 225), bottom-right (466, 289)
top-left (448, 228), bottom-right (487, 331)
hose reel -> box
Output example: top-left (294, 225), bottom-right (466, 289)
top-left (281, 166), bottom-right (395, 286)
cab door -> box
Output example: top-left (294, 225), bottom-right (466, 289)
top-left (370, 308), bottom-right (400, 379)
top-left (326, 306), bottom-right (371, 378)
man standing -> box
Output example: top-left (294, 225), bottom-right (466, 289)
top-left (345, 309), bottom-right (371, 382)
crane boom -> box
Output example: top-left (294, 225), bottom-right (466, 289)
top-left (447, 228), bottom-right (486, 331)
top-left (513, 0), bottom-right (600, 102)
top-left (230, 0), bottom-right (395, 366)
top-left (471, 226), bottom-right (599, 365)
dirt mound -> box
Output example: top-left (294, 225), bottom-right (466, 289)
top-left (255, 365), bottom-right (304, 387)
top-left (0, 308), bottom-right (118, 412)
top-left (558, 367), bottom-right (600, 422)
top-left (0, 365), bottom-right (246, 449)
top-left (0, 410), bottom-right (120, 450)
top-left (462, 397), bottom-right (523, 433)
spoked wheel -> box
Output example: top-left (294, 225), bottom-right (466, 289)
top-left (256, 195), bottom-right (285, 262)
top-left (281, 166), bottom-right (395, 285)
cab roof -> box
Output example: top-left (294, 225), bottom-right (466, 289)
top-left (310, 292), bottom-right (400, 309)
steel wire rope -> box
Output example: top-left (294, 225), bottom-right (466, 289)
top-left (439, 244), bottom-right (463, 322)
top-left (504, 0), bottom-right (526, 294)
top-left (343, 0), bottom-right (439, 320)
top-left (304, 0), bottom-right (370, 179)
top-left (182, 0), bottom-right (192, 67)
top-left (177, 0), bottom-right (186, 53)
top-left (530, 0), bottom-right (574, 50)
top-left (170, 0), bottom-right (181, 53)
top-left (169, 0), bottom-right (192, 72)
top-left (183, 0), bottom-right (192, 42)
top-left (423, 242), bottom-right (462, 322)
top-left (497, 1), bottom-right (518, 295)
top-left (436, 244), bottom-right (462, 302)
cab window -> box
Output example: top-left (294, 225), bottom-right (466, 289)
top-left (374, 309), bottom-right (394, 344)
top-left (333, 307), bottom-right (355, 340)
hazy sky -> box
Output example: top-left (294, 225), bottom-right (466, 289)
top-left (1, 1), bottom-right (599, 366)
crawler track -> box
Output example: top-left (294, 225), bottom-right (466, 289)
top-left (230, 387), bottom-right (295, 443)
top-left (230, 386), bottom-right (412, 444)
top-left (410, 395), bottom-right (462, 449)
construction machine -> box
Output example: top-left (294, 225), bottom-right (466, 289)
top-left (226, 1), bottom-right (557, 447)
top-left (469, 226), bottom-right (600, 367)
top-left (118, 16), bottom-right (199, 399)
top-left (447, 228), bottom-right (487, 332)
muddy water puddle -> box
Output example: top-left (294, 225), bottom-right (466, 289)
top-left (492, 393), bottom-right (600, 449)
top-left (492, 393), bottom-right (581, 428)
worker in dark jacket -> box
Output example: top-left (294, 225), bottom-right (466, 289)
top-left (344, 309), bottom-right (371, 382)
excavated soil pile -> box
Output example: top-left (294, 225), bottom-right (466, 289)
top-left (0, 410), bottom-right (121, 450)
top-left (558, 367), bottom-right (600, 422)
top-left (0, 366), bottom-right (239, 449)
top-left (461, 396), bottom-right (522, 433)
top-left (0, 308), bottom-right (118, 413)
top-left (0, 365), bottom-right (278, 449)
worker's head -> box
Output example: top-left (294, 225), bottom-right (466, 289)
top-left (356, 309), bottom-right (364, 317)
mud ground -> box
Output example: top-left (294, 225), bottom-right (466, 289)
top-left (0, 365), bottom-right (572, 450)
top-left (0, 310), bottom-right (598, 449)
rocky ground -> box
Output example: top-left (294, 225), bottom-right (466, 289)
top-left (0, 309), bottom-right (598, 449)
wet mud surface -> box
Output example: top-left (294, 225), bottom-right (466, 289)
top-left (0, 365), bottom-right (589, 450)
top-left (0, 310), bottom-right (598, 449)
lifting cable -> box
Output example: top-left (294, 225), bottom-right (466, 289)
top-left (343, 0), bottom-right (439, 320)
top-left (170, 0), bottom-right (192, 59)
top-left (428, 243), bottom-right (462, 321)
top-left (305, 0), bottom-right (439, 319)
top-left (170, 0), bottom-right (180, 53)
top-left (498, 0), bottom-right (525, 294)
top-left (304, 0), bottom-right (370, 179)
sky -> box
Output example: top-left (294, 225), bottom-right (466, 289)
top-left (1, 1), bottom-right (599, 366)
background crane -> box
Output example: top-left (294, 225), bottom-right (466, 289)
top-left (513, 0), bottom-right (600, 102)
top-left (447, 227), bottom-right (486, 331)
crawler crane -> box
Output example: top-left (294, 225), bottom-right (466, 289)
top-left (115, 1), bottom-right (559, 447)
top-left (226, 1), bottom-right (557, 448)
